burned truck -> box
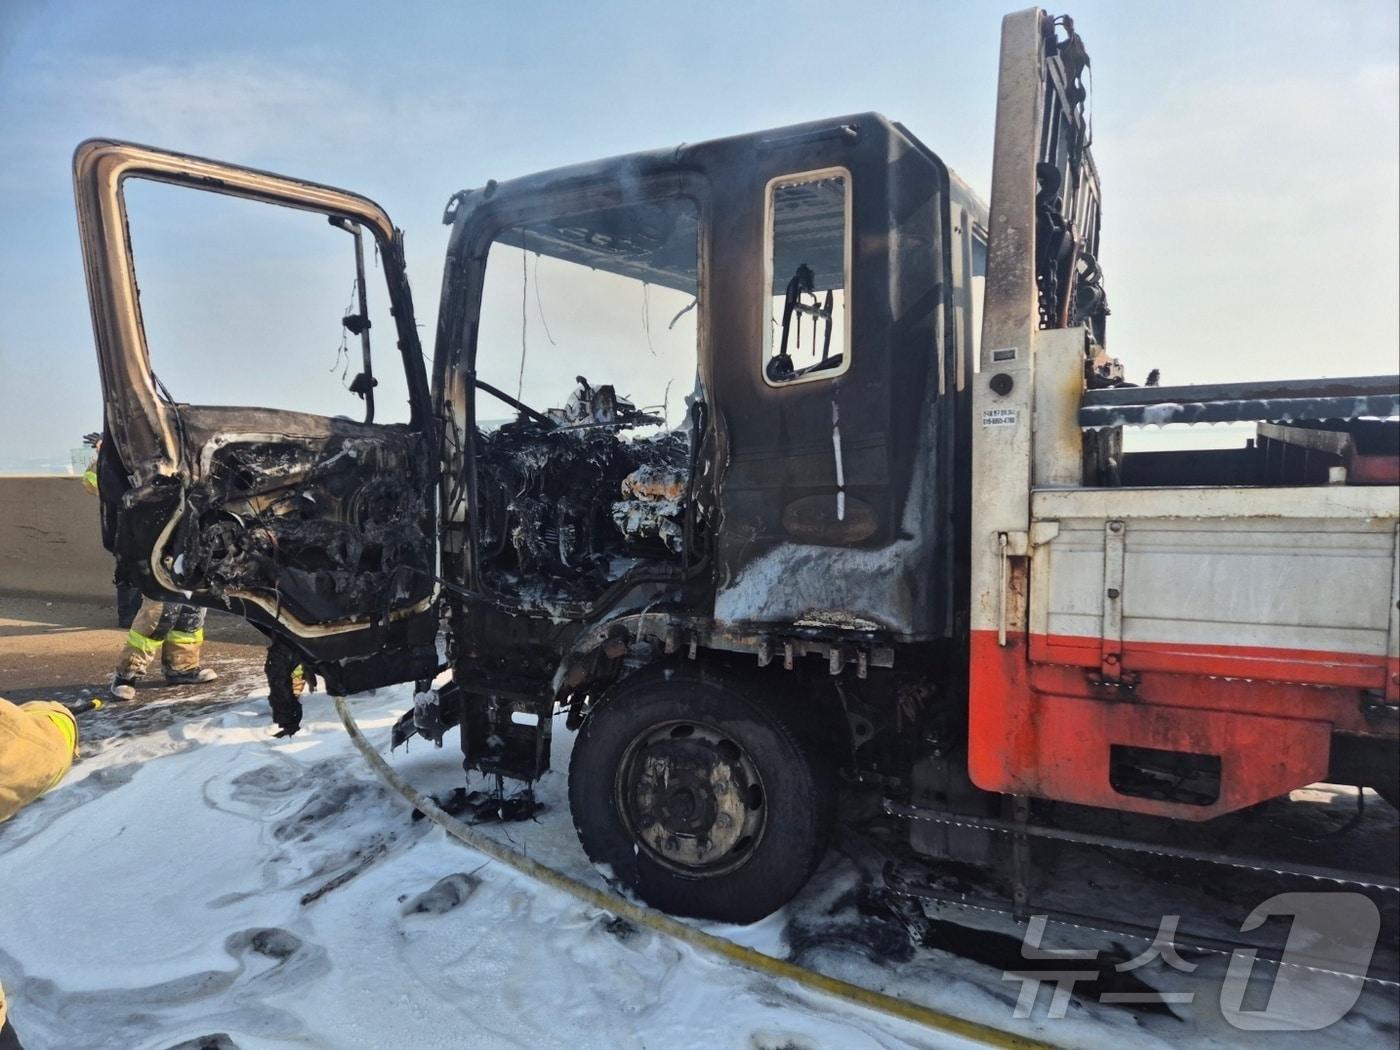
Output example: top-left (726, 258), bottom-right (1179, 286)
top-left (77, 7), bottom-right (1398, 925)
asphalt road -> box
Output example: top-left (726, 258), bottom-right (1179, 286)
top-left (0, 592), bottom-right (267, 705)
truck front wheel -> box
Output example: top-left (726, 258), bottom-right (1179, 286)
top-left (568, 666), bottom-right (835, 924)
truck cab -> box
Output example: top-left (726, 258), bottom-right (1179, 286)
top-left (428, 114), bottom-right (990, 777)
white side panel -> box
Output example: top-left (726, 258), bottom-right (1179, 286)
top-left (1031, 486), bottom-right (1400, 659)
top-left (1033, 518), bottom-right (1105, 641)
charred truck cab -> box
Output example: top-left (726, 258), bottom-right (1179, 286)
top-left (421, 113), bottom-right (983, 919)
top-left (77, 7), bottom-right (1397, 927)
top-left (431, 117), bottom-right (976, 758)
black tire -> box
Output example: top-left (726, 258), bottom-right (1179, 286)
top-left (568, 664), bottom-right (836, 924)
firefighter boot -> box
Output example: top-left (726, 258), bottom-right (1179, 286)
top-left (164, 667), bottom-right (219, 686)
top-left (161, 604), bottom-right (213, 685)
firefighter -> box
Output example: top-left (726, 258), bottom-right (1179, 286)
top-left (80, 432), bottom-right (143, 629)
top-left (0, 696), bottom-right (80, 1049)
top-left (110, 598), bottom-right (218, 701)
top-left (82, 433), bottom-right (220, 700)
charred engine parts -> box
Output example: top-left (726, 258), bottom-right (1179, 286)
top-left (476, 386), bottom-right (690, 601)
top-left (164, 436), bottom-right (432, 625)
top-left (395, 679), bottom-right (554, 783)
top-left (392, 679), bottom-right (461, 749)
top-left (392, 683), bottom-right (544, 822)
top-left (612, 462), bottom-right (687, 553)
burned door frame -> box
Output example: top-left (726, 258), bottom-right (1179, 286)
top-left (436, 164), bottom-right (713, 636)
top-left (73, 139), bottom-right (439, 664)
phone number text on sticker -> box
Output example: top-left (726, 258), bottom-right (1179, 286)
top-left (982, 408), bottom-right (1018, 427)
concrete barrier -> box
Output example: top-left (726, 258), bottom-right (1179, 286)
top-left (0, 476), bottom-right (114, 600)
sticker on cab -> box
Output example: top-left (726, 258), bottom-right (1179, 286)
top-left (981, 408), bottom-right (1018, 427)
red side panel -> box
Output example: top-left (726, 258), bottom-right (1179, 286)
top-left (1028, 632), bottom-right (1390, 691)
top-left (968, 629), bottom-right (1370, 820)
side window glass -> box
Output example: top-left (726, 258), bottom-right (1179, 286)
top-left (764, 171), bottom-right (850, 386)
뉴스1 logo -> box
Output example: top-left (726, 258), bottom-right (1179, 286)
top-left (982, 408), bottom-right (1018, 427)
top-left (1002, 892), bottom-right (1381, 1030)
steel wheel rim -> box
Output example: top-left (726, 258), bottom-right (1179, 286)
top-left (615, 718), bottom-right (768, 878)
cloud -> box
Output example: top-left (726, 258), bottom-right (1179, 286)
top-left (1, 49), bottom-right (499, 198)
top-left (90, 56), bottom-right (372, 159)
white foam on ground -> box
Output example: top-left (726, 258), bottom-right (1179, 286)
top-left (0, 688), bottom-right (964, 1050)
top-left (1, 682), bottom-right (1392, 1049)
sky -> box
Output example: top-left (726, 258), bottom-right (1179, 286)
top-left (0, 0), bottom-right (1396, 469)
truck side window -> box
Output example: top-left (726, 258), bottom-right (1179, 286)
top-left (764, 170), bottom-right (850, 386)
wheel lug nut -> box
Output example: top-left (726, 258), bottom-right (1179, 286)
top-left (715, 812), bottom-right (733, 829)
top-left (665, 836), bottom-right (679, 852)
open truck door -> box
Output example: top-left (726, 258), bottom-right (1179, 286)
top-left (73, 140), bottom-right (441, 694)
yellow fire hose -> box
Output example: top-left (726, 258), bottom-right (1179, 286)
top-left (335, 696), bottom-right (1055, 1049)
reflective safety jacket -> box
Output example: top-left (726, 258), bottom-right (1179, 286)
top-left (0, 698), bottom-right (77, 1032)
top-left (83, 451), bottom-right (99, 494)
top-left (0, 697), bottom-right (77, 824)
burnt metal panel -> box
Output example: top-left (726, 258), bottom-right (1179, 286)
top-left (696, 115), bottom-right (954, 640)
